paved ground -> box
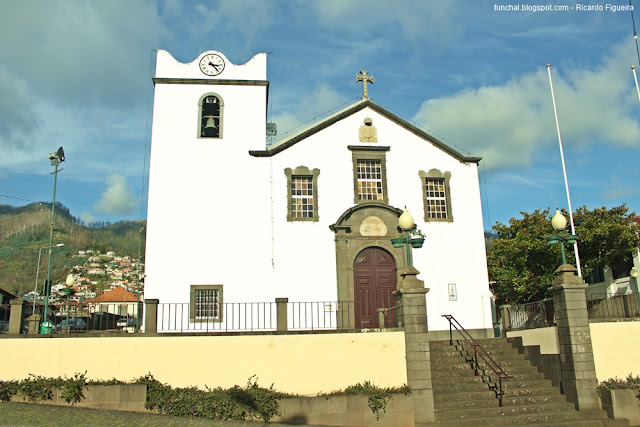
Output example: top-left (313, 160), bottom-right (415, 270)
top-left (0, 402), bottom-right (279, 427)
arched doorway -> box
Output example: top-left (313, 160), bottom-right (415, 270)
top-left (353, 247), bottom-right (397, 328)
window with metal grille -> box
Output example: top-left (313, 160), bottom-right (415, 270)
top-left (357, 160), bottom-right (384, 201)
top-left (291, 176), bottom-right (314, 218)
top-left (425, 178), bottom-right (448, 219)
top-left (194, 288), bottom-right (220, 320)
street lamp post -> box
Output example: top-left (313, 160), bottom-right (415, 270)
top-left (546, 209), bottom-right (578, 265)
top-left (630, 267), bottom-right (640, 315)
top-left (42, 147), bottom-right (65, 334)
top-left (390, 209), bottom-right (425, 269)
top-left (33, 243), bottom-right (64, 314)
top-left (63, 274), bottom-right (76, 333)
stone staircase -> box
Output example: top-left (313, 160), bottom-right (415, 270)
top-left (429, 338), bottom-right (628, 426)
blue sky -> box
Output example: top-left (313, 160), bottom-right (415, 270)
top-left (1, 0), bottom-right (639, 230)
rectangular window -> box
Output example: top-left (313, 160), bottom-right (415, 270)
top-left (291, 176), bottom-right (314, 218)
top-left (285, 166), bottom-right (320, 222)
top-left (357, 160), bottom-right (384, 201)
top-left (425, 178), bottom-right (448, 219)
top-left (190, 285), bottom-right (223, 322)
top-left (420, 170), bottom-right (452, 222)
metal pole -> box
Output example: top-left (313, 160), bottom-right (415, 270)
top-left (42, 161), bottom-right (59, 333)
top-left (33, 246), bottom-right (46, 315)
top-left (632, 66), bottom-right (640, 105)
top-left (546, 64), bottom-right (582, 276)
top-left (405, 230), bottom-right (413, 268)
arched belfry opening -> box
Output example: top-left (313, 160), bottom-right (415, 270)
top-left (329, 202), bottom-right (408, 329)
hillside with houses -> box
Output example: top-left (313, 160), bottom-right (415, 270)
top-left (23, 249), bottom-right (143, 305)
top-left (0, 203), bottom-right (145, 298)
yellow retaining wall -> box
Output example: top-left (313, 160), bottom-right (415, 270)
top-left (506, 327), bottom-right (559, 354)
top-left (507, 322), bottom-right (640, 382)
top-left (590, 322), bottom-right (640, 382)
top-left (0, 331), bottom-right (407, 395)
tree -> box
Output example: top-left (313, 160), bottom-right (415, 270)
top-left (488, 205), bottom-right (639, 306)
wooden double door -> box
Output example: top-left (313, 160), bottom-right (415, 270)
top-left (353, 247), bottom-right (397, 328)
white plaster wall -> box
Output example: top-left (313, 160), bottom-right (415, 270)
top-left (145, 51), bottom-right (275, 308)
top-left (145, 50), bottom-right (492, 333)
top-left (268, 108), bottom-right (492, 331)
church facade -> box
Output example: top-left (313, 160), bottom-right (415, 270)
top-left (144, 50), bottom-right (493, 334)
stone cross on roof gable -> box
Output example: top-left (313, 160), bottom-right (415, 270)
top-left (356, 70), bottom-right (374, 99)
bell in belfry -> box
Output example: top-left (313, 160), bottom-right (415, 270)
top-left (203, 115), bottom-right (218, 137)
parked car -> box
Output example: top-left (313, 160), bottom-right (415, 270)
top-left (55, 318), bottom-right (87, 331)
top-left (116, 317), bottom-right (135, 328)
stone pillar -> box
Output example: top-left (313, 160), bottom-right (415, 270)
top-left (144, 299), bottom-right (159, 334)
top-left (377, 308), bottom-right (386, 328)
top-left (500, 304), bottom-right (512, 332)
top-left (275, 298), bottom-right (288, 332)
top-left (8, 299), bottom-right (25, 335)
top-left (550, 264), bottom-right (600, 411)
top-left (27, 313), bottom-right (41, 334)
top-left (393, 266), bottom-right (435, 424)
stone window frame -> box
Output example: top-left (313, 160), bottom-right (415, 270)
top-left (284, 166), bottom-right (320, 222)
top-left (419, 169), bottom-right (453, 223)
top-left (189, 285), bottom-right (224, 322)
top-left (348, 145), bottom-right (390, 205)
top-left (197, 92), bottom-right (224, 139)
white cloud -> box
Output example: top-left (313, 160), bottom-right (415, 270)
top-left (604, 173), bottom-right (639, 200)
top-left (161, 0), bottom-right (274, 60)
top-left (308, 0), bottom-right (463, 48)
top-left (0, 0), bottom-right (167, 108)
top-left (80, 212), bottom-right (97, 224)
top-left (94, 174), bottom-right (137, 215)
top-left (412, 38), bottom-right (640, 170)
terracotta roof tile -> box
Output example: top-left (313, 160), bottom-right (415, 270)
top-left (91, 286), bottom-right (138, 303)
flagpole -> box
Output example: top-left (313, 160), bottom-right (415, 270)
top-left (546, 63), bottom-right (582, 277)
top-left (632, 65), bottom-right (640, 105)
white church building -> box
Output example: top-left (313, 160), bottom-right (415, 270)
top-left (144, 50), bottom-right (494, 335)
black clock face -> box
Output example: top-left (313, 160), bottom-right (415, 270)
top-left (199, 54), bottom-right (225, 76)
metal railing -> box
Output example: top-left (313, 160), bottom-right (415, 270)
top-left (156, 301), bottom-right (359, 333)
top-left (0, 304), bottom-right (10, 333)
top-left (587, 292), bottom-right (640, 320)
top-left (442, 314), bottom-right (513, 407)
top-left (18, 301), bottom-right (144, 334)
top-left (157, 302), bottom-right (277, 333)
top-left (378, 304), bottom-right (399, 328)
top-left (505, 298), bottom-right (555, 331)
top-left (288, 301), bottom-right (354, 331)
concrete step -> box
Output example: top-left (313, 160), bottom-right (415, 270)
top-left (435, 401), bottom-right (578, 420)
top-left (432, 414), bottom-right (627, 426)
top-left (432, 371), bottom-right (546, 384)
top-left (433, 390), bottom-right (496, 403)
top-left (428, 338), bottom-right (626, 426)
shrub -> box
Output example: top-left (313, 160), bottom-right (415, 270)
top-left (135, 373), bottom-right (284, 422)
top-left (0, 380), bottom-right (18, 402)
top-left (321, 381), bottom-right (412, 419)
top-left (597, 374), bottom-right (640, 399)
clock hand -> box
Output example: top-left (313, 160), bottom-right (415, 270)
top-left (208, 62), bottom-right (220, 71)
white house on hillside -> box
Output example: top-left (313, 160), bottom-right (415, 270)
top-left (144, 50), bottom-right (494, 335)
